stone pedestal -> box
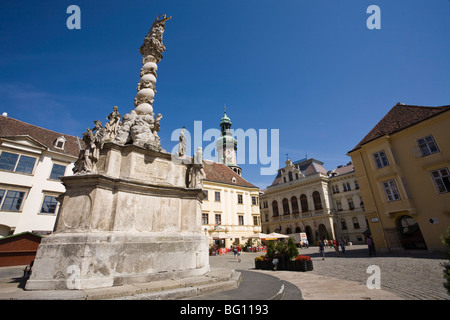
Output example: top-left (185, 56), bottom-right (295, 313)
top-left (26, 143), bottom-right (209, 290)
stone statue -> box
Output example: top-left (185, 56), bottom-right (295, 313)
top-left (114, 110), bottom-right (137, 145)
top-left (73, 120), bottom-right (105, 174)
top-left (104, 106), bottom-right (121, 142)
top-left (139, 14), bottom-right (172, 63)
top-left (190, 147), bottom-right (206, 188)
top-left (178, 126), bottom-right (187, 157)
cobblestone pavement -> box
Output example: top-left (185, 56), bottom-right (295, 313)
top-left (209, 245), bottom-right (449, 300)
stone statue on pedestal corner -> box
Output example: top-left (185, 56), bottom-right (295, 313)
top-left (73, 120), bottom-right (105, 174)
top-left (178, 126), bottom-right (187, 158)
top-left (190, 147), bottom-right (206, 188)
top-left (104, 106), bottom-right (121, 142)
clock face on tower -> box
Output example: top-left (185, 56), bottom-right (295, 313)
top-left (225, 149), bottom-right (233, 163)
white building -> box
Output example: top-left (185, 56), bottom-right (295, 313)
top-left (260, 157), bottom-right (367, 245)
top-left (0, 115), bottom-right (81, 236)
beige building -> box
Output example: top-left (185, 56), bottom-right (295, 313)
top-left (260, 157), bottom-right (367, 245)
top-left (202, 161), bottom-right (261, 247)
top-left (348, 103), bottom-right (450, 252)
top-left (202, 110), bottom-right (261, 247)
top-left (0, 115), bottom-right (81, 237)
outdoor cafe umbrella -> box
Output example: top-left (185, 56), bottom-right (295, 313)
top-left (209, 233), bottom-right (241, 240)
top-left (244, 232), bottom-right (269, 239)
top-left (266, 232), bottom-right (289, 240)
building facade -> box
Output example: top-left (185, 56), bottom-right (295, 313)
top-left (203, 110), bottom-right (261, 247)
top-left (260, 157), bottom-right (367, 245)
top-left (348, 103), bottom-right (450, 252)
top-left (0, 115), bottom-right (81, 237)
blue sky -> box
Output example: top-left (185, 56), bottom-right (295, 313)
top-left (1, 0), bottom-right (449, 189)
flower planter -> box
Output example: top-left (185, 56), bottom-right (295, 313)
top-left (264, 259), bottom-right (274, 270)
top-left (255, 260), bottom-right (263, 270)
top-left (297, 260), bottom-right (314, 271)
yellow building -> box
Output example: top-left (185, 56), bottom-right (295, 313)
top-left (348, 103), bottom-right (450, 252)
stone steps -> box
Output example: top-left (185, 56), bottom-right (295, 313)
top-left (86, 269), bottom-right (241, 300)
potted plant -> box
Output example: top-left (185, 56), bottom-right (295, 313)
top-left (286, 237), bottom-right (299, 270)
top-left (275, 241), bottom-right (288, 270)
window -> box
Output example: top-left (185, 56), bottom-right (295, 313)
top-left (54, 136), bottom-right (66, 150)
top-left (347, 198), bottom-right (355, 210)
top-left (373, 151), bottom-right (389, 168)
top-left (431, 168), bottom-right (450, 193)
top-left (382, 179), bottom-right (401, 201)
top-left (288, 172), bottom-right (293, 182)
top-left (313, 191), bottom-right (322, 210)
top-left (15, 155), bottom-right (35, 174)
top-left (300, 194), bottom-right (309, 212)
top-left (272, 200), bottom-right (279, 217)
top-left (352, 217), bottom-right (360, 229)
top-left (214, 191), bottom-right (221, 202)
top-left (291, 196), bottom-right (299, 214)
top-left (343, 182), bottom-right (351, 192)
top-left (282, 198), bottom-right (290, 215)
top-left (1, 190), bottom-right (26, 211)
top-left (336, 200), bottom-right (342, 211)
top-left (354, 180), bottom-right (359, 189)
top-left (238, 215), bottom-right (244, 226)
top-left (215, 214), bottom-right (221, 225)
top-left (0, 152), bottom-right (36, 174)
top-left (237, 194), bottom-right (243, 204)
top-left (40, 195), bottom-right (59, 214)
top-left (417, 135), bottom-right (439, 156)
top-left (253, 216), bottom-right (259, 226)
top-left (0, 152), bottom-right (19, 171)
top-left (252, 196), bottom-right (258, 206)
top-left (203, 190), bottom-right (208, 200)
top-left (202, 213), bottom-right (209, 225)
top-left (49, 164), bottom-right (67, 180)
top-left (341, 219), bottom-right (347, 230)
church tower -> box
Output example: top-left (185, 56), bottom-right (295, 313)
top-left (216, 107), bottom-right (241, 176)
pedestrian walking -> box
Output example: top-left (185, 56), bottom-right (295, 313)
top-left (305, 239), bottom-right (309, 248)
top-left (319, 240), bottom-right (325, 260)
top-left (340, 237), bottom-right (346, 255)
top-left (333, 239), bottom-right (340, 257)
top-left (237, 245), bottom-right (241, 262)
top-left (366, 235), bottom-right (376, 257)
top-left (232, 246), bottom-right (237, 259)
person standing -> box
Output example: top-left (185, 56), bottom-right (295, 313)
top-left (366, 235), bottom-right (376, 256)
top-left (319, 240), bottom-right (325, 260)
top-left (340, 237), bottom-right (346, 255)
top-left (333, 239), bottom-right (340, 257)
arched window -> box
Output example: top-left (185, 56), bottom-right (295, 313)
top-left (282, 198), bottom-right (290, 215)
top-left (288, 172), bottom-right (293, 181)
top-left (300, 194), bottom-right (309, 212)
top-left (313, 191), bottom-right (322, 210)
top-left (272, 200), bottom-right (279, 217)
top-left (291, 196), bottom-right (299, 213)
top-left (295, 226), bottom-right (302, 233)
